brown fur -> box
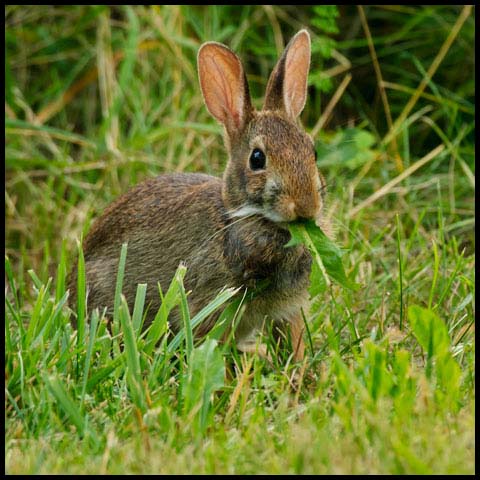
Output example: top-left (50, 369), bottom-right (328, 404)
top-left (67, 29), bottom-right (330, 361)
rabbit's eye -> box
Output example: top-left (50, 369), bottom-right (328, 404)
top-left (250, 148), bottom-right (266, 171)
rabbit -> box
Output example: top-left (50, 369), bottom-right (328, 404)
top-left (67, 29), bottom-right (331, 362)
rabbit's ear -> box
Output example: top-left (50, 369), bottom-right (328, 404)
top-left (263, 29), bottom-right (311, 119)
top-left (198, 42), bottom-right (253, 135)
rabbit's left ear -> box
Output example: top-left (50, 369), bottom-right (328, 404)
top-left (263, 29), bottom-right (311, 119)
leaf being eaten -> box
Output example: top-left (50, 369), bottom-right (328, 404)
top-left (286, 219), bottom-right (358, 295)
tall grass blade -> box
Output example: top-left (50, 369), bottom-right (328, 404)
top-left (81, 308), bottom-right (100, 407)
top-left (31, 291), bottom-right (69, 347)
top-left (396, 214), bottom-right (404, 330)
top-left (206, 293), bottom-right (245, 344)
top-left (5, 255), bottom-right (20, 311)
top-left (5, 296), bottom-right (24, 339)
top-left (119, 296), bottom-right (147, 412)
top-left (177, 265), bottom-right (193, 361)
top-left (434, 252), bottom-right (465, 311)
top-left (86, 354), bottom-right (125, 392)
top-left (132, 283), bottom-right (147, 335)
top-left (25, 281), bottom-right (50, 347)
top-left (428, 239), bottom-right (440, 310)
top-left (44, 375), bottom-right (86, 437)
top-left (143, 281), bottom-right (179, 356)
top-left (76, 240), bottom-right (86, 350)
top-left (55, 239), bottom-right (68, 303)
top-left (168, 286), bottom-right (240, 353)
top-left (28, 269), bottom-right (44, 291)
top-left (113, 243), bottom-right (128, 343)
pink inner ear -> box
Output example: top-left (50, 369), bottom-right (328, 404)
top-left (283, 33), bottom-right (310, 118)
top-left (199, 45), bottom-right (245, 130)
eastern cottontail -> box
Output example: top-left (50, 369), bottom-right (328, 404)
top-left (68, 29), bottom-right (330, 361)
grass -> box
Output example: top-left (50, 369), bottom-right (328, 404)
top-left (5, 5), bottom-right (475, 475)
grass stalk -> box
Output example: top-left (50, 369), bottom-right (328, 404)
top-left (396, 214), bottom-right (404, 330)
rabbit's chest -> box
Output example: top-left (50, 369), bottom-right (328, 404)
top-left (224, 225), bottom-right (312, 291)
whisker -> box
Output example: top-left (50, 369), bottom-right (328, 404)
top-left (318, 182), bottom-right (331, 195)
top-left (191, 209), bottom-right (264, 258)
top-left (205, 212), bottom-right (260, 244)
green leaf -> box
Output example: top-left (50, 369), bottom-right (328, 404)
top-left (312, 5), bottom-right (339, 34)
top-left (316, 128), bottom-right (377, 170)
top-left (286, 219), bottom-right (358, 292)
top-left (408, 305), bottom-right (450, 358)
top-left (309, 258), bottom-right (327, 296)
top-left (311, 36), bottom-right (336, 58)
top-left (435, 353), bottom-right (462, 405)
top-left (284, 222), bottom-right (305, 248)
top-left (391, 349), bottom-right (416, 416)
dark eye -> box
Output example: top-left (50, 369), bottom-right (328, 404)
top-left (250, 148), bottom-right (266, 171)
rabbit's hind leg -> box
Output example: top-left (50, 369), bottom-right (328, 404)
top-left (273, 314), bottom-right (306, 363)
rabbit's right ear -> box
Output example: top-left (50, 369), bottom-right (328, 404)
top-left (198, 42), bottom-right (253, 137)
top-left (263, 29), bottom-right (311, 119)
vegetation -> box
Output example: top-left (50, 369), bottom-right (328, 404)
top-left (5, 5), bottom-right (475, 474)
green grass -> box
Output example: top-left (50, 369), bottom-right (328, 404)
top-left (5, 5), bottom-right (475, 475)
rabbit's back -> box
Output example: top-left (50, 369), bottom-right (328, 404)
top-left (69, 173), bottom-right (231, 328)
top-left (83, 173), bottom-right (217, 252)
